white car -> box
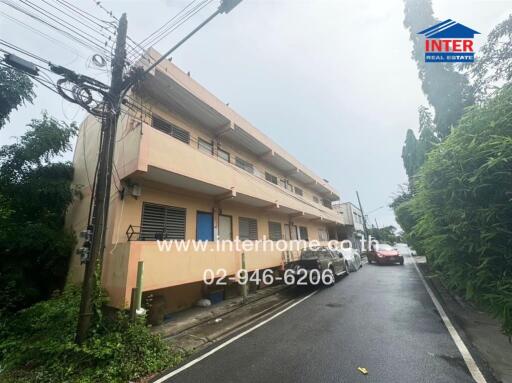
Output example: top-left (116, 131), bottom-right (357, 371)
top-left (337, 248), bottom-right (362, 272)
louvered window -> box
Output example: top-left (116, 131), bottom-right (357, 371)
top-left (140, 203), bottom-right (186, 240)
top-left (152, 114), bottom-right (190, 144)
top-left (239, 217), bottom-right (257, 240)
top-left (268, 221), bottom-right (282, 241)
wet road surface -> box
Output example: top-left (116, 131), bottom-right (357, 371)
top-left (160, 257), bottom-right (481, 383)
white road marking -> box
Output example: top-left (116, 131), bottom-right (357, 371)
top-left (410, 256), bottom-right (487, 383)
top-left (153, 290), bottom-right (318, 383)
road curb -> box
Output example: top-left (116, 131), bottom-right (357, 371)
top-left (154, 284), bottom-right (290, 339)
top-left (412, 257), bottom-right (502, 383)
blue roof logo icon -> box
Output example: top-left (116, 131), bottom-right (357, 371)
top-left (418, 19), bottom-right (480, 39)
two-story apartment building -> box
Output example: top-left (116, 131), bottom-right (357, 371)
top-left (67, 48), bottom-right (343, 314)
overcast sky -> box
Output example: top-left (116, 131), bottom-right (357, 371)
top-left (1, 0), bottom-right (510, 228)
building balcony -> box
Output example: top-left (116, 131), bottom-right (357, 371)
top-left (115, 121), bottom-right (342, 224)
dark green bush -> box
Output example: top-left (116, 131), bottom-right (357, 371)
top-left (409, 85), bottom-right (512, 335)
top-left (0, 286), bottom-right (184, 382)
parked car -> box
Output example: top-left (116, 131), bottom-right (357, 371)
top-left (336, 248), bottom-right (362, 272)
top-left (295, 247), bottom-right (348, 286)
top-left (394, 243), bottom-right (418, 257)
top-left (368, 243), bottom-right (404, 265)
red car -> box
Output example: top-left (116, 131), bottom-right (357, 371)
top-left (367, 243), bottom-right (404, 265)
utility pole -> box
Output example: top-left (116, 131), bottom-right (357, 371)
top-left (356, 191), bottom-right (369, 249)
top-left (76, 13), bottom-right (128, 344)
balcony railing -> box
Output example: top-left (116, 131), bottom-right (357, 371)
top-left (126, 225), bottom-right (141, 241)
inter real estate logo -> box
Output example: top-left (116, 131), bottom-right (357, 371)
top-left (417, 19), bottom-right (480, 63)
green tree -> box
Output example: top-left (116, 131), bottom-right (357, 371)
top-left (472, 14), bottom-right (512, 98)
top-left (369, 225), bottom-right (400, 244)
top-left (0, 66), bottom-right (34, 128)
top-left (418, 105), bottom-right (435, 133)
top-left (0, 113), bottom-right (77, 313)
top-left (402, 129), bottom-right (419, 183)
top-left (418, 122), bottom-right (437, 152)
top-left (401, 106), bottom-right (439, 187)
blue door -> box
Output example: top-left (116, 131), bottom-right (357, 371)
top-left (196, 212), bottom-right (213, 241)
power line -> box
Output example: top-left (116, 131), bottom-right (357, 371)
top-left (0, 60), bottom-right (59, 96)
top-left (1, 2), bottom-right (104, 56)
top-left (135, 0), bottom-right (198, 48)
top-left (1, 0), bottom-right (112, 57)
top-left (123, 95), bottom-right (153, 115)
top-left (144, 0), bottom-right (213, 49)
top-left (0, 40), bottom-right (50, 64)
top-left (136, 0), bottom-right (231, 81)
top-left (125, 0), bottom-right (199, 60)
top-left (86, 0), bottom-right (141, 61)
top-left (58, 0), bottom-right (140, 63)
top-left (39, 0), bottom-right (116, 43)
top-left (126, 0), bottom-right (213, 61)
top-left (90, 0), bottom-right (118, 21)
top-left (53, 0), bottom-right (115, 30)
top-left (0, 11), bottom-right (85, 61)
top-left (17, 0), bottom-right (112, 52)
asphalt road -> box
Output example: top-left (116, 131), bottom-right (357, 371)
top-left (161, 257), bottom-right (481, 383)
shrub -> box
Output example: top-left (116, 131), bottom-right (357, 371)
top-left (0, 286), bottom-right (184, 382)
top-left (409, 85), bottom-right (512, 335)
